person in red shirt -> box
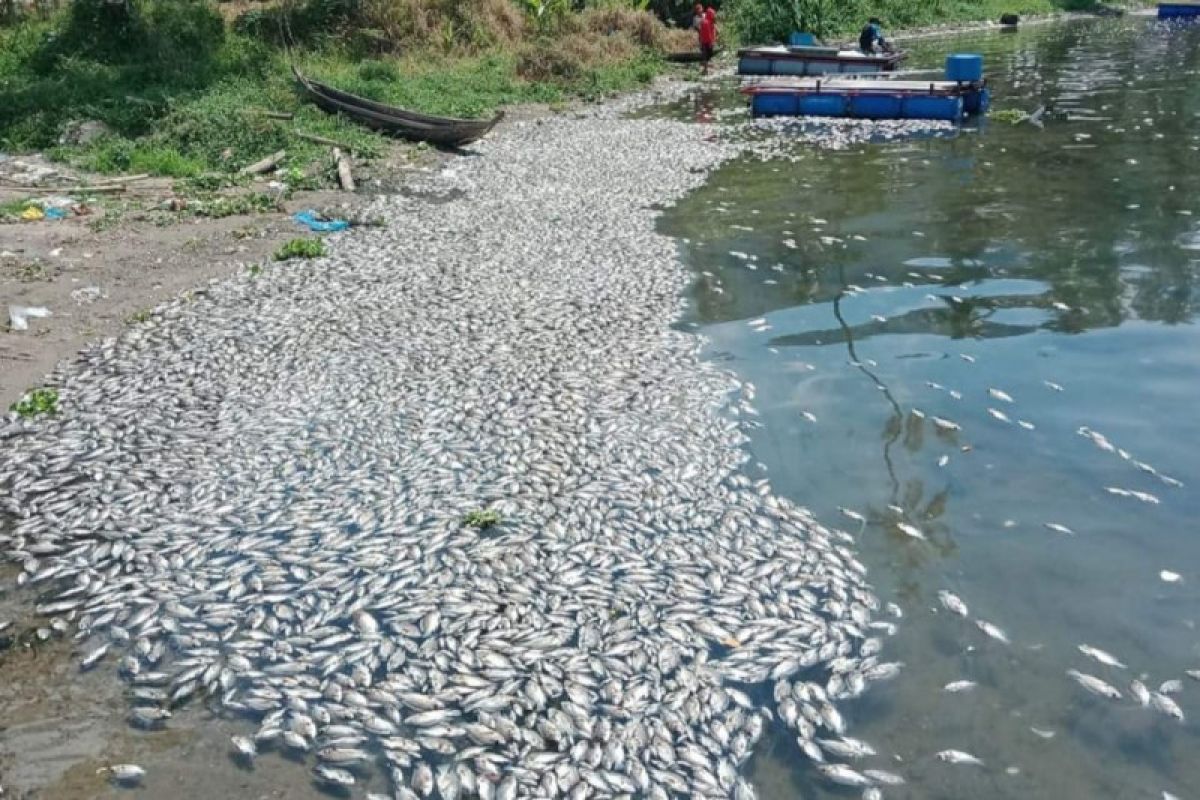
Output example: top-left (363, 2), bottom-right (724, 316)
top-left (698, 6), bottom-right (718, 71)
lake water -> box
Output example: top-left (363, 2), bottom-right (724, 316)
top-left (662, 15), bottom-right (1200, 800)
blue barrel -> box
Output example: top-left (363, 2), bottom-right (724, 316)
top-left (902, 95), bottom-right (964, 121)
top-left (945, 53), bottom-right (984, 82)
top-left (849, 94), bottom-right (903, 119)
top-left (797, 94), bottom-right (848, 117)
top-left (963, 87), bottom-right (991, 115)
top-left (752, 92), bottom-right (800, 117)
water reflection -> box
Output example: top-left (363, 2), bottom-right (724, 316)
top-left (664, 15), bottom-right (1200, 800)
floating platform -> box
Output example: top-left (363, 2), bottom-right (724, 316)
top-left (1158, 1), bottom-right (1200, 17)
top-left (738, 45), bottom-right (907, 77)
top-left (743, 77), bottom-right (990, 121)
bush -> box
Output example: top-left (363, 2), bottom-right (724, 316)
top-left (274, 237), bottom-right (327, 260)
top-left (11, 388), bottom-right (59, 418)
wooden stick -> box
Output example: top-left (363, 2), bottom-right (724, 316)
top-left (239, 150), bottom-right (287, 176)
top-left (0, 184), bottom-right (127, 194)
top-left (332, 147), bottom-right (355, 192)
top-left (242, 108), bottom-right (294, 120)
top-left (294, 130), bottom-right (354, 151)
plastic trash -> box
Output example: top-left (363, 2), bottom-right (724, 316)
top-left (293, 210), bottom-right (350, 233)
top-left (19, 206), bottom-right (44, 221)
top-left (8, 305), bottom-right (51, 331)
top-left (44, 207), bottom-right (68, 220)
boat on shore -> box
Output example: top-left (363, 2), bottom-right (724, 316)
top-left (738, 45), bottom-right (906, 77)
top-left (292, 67), bottom-right (503, 148)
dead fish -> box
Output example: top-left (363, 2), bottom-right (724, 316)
top-left (937, 455), bottom-right (949, 468)
top-left (1078, 645), bottom-right (1126, 669)
top-left (986, 408), bottom-right (1012, 424)
top-left (817, 764), bottom-right (872, 787)
top-left (1017, 420), bottom-right (1035, 430)
top-left (1066, 670), bottom-right (1122, 700)
top-left (943, 680), bottom-right (977, 693)
top-left (975, 620), bottom-right (1010, 645)
top-left (896, 522), bottom-right (926, 541)
top-left (1044, 523), bottom-right (1074, 536)
top-left (931, 416), bottom-right (961, 432)
top-left (102, 764), bottom-right (146, 784)
top-left (937, 750), bottom-right (984, 766)
top-left (838, 507), bottom-right (867, 525)
top-left (1043, 381), bottom-right (1064, 392)
top-left (1160, 570), bottom-right (1182, 583)
top-left (863, 769), bottom-right (905, 785)
top-left (960, 354), bottom-right (976, 363)
top-left (1150, 692), bottom-right (1185, 722)
top-left (801, 411), bottom-right (818, 424)
top-left (314, 765), bottom-right (355, 787)
top-left (987, 389), bottom-right (1014, 404)
top-left (1029, 727), bottom-right (1055, 739)
top-left (1158, 679), bottom-right (1183, 695)
top-left (937, 590), bottom-right (969, 618)
top-left (1130, 680), bottom-right (1152, 706)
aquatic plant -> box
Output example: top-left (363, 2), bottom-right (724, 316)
top-left (11, 387), bottom-right (59, 418)
top-left (462, 509), bottom-right (502, 529)
top-left (274, 237), bottom-right (327, 261)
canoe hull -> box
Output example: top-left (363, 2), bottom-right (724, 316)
top-left (292, 67), bottom-right (502, 148)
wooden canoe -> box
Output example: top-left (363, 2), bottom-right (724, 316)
top-left (292, 67), bottom-right (503, 148)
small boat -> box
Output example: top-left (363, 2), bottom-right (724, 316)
top-left (292, 67), bottom-right (503, 148)
top-left (1158, 0), bottom-right (1200, 16)
top-left (743, 77), bottom-right (989, 121)
top-left (738, 45), bottom-right (906, 77)
top-left (666, 49), bottom-right (721, 63)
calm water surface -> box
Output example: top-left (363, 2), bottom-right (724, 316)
top-left (663, 16), bottom-right (1200, 800)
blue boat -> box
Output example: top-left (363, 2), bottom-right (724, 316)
top-left (742, 53), bottom-right (990, 122)
top-left (738, 45), bottom-right (907, 77)
top-left (1158, 1), bottom-right (1200, 17)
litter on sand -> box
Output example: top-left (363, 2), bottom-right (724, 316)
top-left (293, 210), bottom-right (350, 232)
top-left (8, 305), bottom-right (51, 331)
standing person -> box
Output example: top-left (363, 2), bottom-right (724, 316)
top-left (699, 6), bottom-right (718, 71)
top-left (859, 17), bottom-right (890, 54)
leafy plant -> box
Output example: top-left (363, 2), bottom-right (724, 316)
top-left (11, 388), bottom-right (59, 418)
top-left (273, 237), bottom-right (326, 261)
top-left (463, 509), bottom-right (502, 529)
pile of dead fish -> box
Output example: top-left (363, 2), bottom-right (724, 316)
top-left (0, 100), bottom-right (904, 797)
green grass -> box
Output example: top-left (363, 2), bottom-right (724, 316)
top-left (274, 237), bottom-right (326, 261)
top-left (0, 197), bottom-right (38, 220)
top-left (463, 509), bottom-right (502, 529)
top-left (11, 388), bottom-right (59, 418)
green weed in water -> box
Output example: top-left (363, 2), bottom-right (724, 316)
top-left (463, 509), bottom-right (502, 529)
top-left (274, 237), bottom-right (326, 261)
top-left (991, 108), bottom-right (1028, 124)
top-left (11, 388), bottom-right (59, 418)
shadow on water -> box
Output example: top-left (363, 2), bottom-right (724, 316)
top-left (664, 14), bottom-right (1200, 800)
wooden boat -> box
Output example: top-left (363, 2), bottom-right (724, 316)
top-left (666, 48), bottom-right (722, 63)
top-left (738, 45), bottom-right (906, 77)
top-left (292, 67), bottom-right (503, 148)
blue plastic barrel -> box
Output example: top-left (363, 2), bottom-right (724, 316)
top-left (963, 87), bottom-right (991, 115)
top-left (849, 94), bottom-right (903, 119)
top-left (752, 92), bottom-right (800, 117)
top-left (797, 94), bottom-right (848, 117)
top-left (903, 95), bottom-right (964, 121)
top-left (945, 53), bottom-right (984, 82)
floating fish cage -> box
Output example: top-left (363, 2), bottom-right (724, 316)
top-left (738, 45), bottom-right (906, 77)
top-left (743, 53), bottom-right (990, 122)
top-left (1158, 1), bottom-right (1200, 17)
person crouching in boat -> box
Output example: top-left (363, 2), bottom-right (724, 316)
top-left (699, 7), bottom-right (718, 72)
top-left (859, 17), bottom-right (892, 54)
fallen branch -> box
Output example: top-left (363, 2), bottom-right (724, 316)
top-left (294, 130), bottom-right (354, 151)
top-left (239, 150), bottom-right (287, 176)
top-left (242, 108), bottom-right (294, 120)
top-left (0, 184), bottom-right (127, 194)
top-left (332, 147), bottom-right (355, 192)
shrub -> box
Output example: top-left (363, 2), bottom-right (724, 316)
top-left (274, 237), bottom-right (327, 260)
top-left (11, 388), bottom-right (59, 418)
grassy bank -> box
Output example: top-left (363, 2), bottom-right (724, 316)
top-left (726, 0), bottom-right (1122, 43)
top-left (0, 0), bottom-right (1123, 185)
top-left (0, 1), bottom-right (686, 181)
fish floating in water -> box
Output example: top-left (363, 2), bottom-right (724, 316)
top-left (1078, 644), bottom-right (1126, 669)
top-left (1044, 522), bottom-right (1074, 536)
top-left (1066, 669), bottom-right (1122, 700)
top-left (987, 388), bottom-right (1014, 404)
top-left (987, 408), bottom-right (1012, 424)
top-left (896, 522), bottom-right (926, 541)
top-left (944, 680), bottom-right (977, 693)
top-left (937, 750), bottom-right (984, 766)
top-left (937, 590), bottom-right (969, 618)
top-left (976, 620), bottom-right (1010, 645)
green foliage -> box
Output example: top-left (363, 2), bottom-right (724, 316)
top-left (991, 108), bottom-right (1028, 123)
top-left (274, 237), bottom-right (326, 261)
top-left (192, 192), bottom-right (280, 218)
top-left (0, 197), bottom-right (37, 220)
top-left (11, 388), bottom-right (59, 418)
top-left (463, 509), bottom-right (502, 529)
top-left (724, 0), bottom-right (1064, 42)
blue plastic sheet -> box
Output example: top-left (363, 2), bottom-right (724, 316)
top-left (43, 207), bottom-right (68, 220)
top-left (292, 210), bottom-right (349, 232)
